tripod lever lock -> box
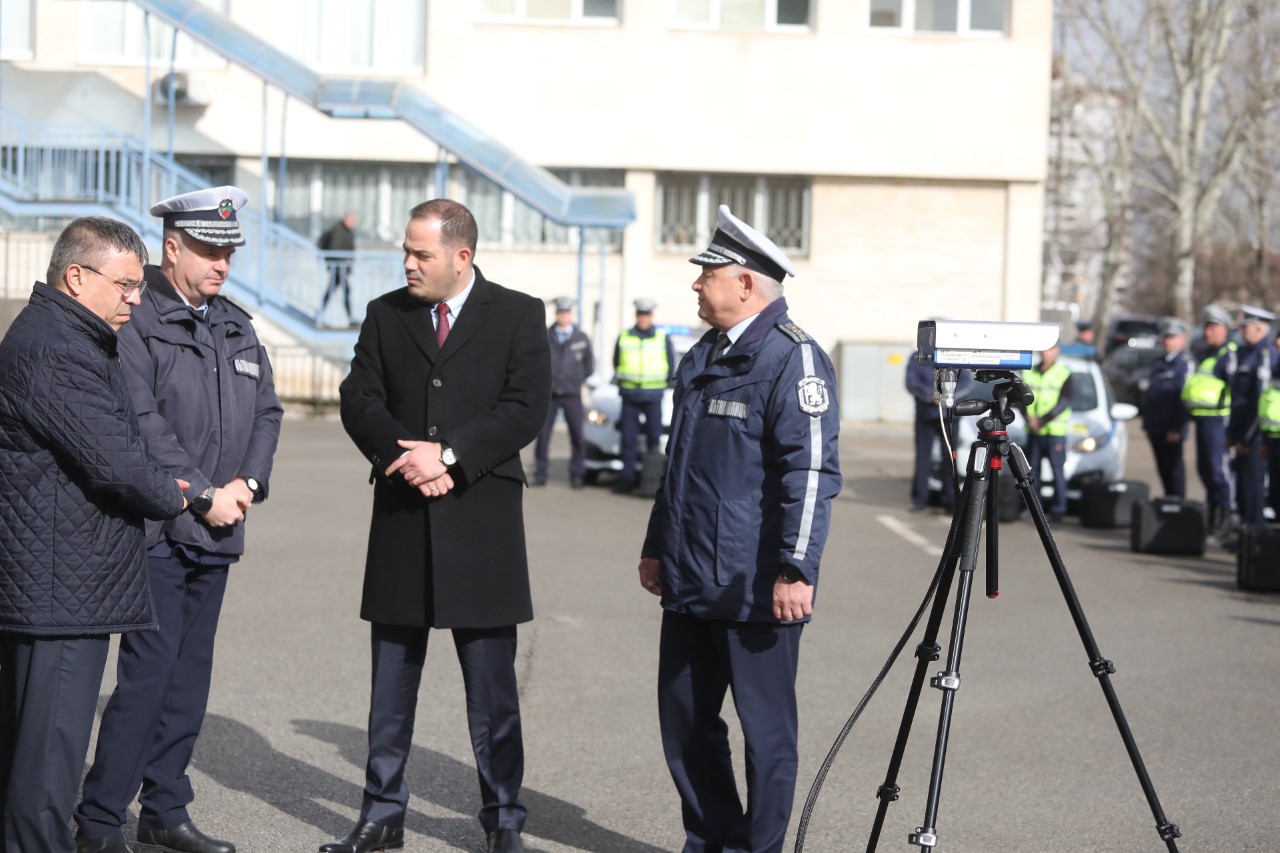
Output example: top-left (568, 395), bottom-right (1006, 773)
top-left (876, 783), bottom-right (900, 802)
top-left (914, 641), bottom-right (941, 661)
top-left (1158, 821), bottom-right (1182, 841)
top-left (930, 671), bottom-right (961, 692)
top-left (909, 827), bottom-right (939, 849)
top-left (1090, 658), bottom-right (1117, 677)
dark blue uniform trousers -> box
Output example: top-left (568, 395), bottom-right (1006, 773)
top-left (658, 611), bottom-right (803, 853)
top-left (1234, 434), bottom-right (1267, 527)
top-left (912, 416), bottom-right (958, 509)
top-left (0, 634), bottom-right (109, 853)
top-left (1193, 416), bottom-right (1232, 512)
top-left (1268, 437), bottom-right (1280, 517)
top-left (361, 623), bottom-right (526, 834)
top-left (1146, 431), bottom-right (1186, 498)
top-left (1025, 433), bottom-right (1068, 515)
top-left (534, 393), bottom-right (586, 483)
top-left (76, 554), bottom-right (229, 838)
top-left (619, 388), bottom-right (664, 486)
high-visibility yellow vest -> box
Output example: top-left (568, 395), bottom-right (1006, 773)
top-left (1261, 383), bottom-right (1280, 437)
top-left (1182, 343), bottom-right (1235, 416)
top-left (1024, 361), bottom-right (1073, 436)
top-left (616, 328), bottom-right (669, 389)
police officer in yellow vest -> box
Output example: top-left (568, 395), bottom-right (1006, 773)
top-left (1262, 329), bottom-right (1280, 520)
top-left (1020, 343), bottom-right (1074, 520)
top-left (612, 298), bottom-right (676, 494)
top-left (1183, 304), bottom-right (1236, 535)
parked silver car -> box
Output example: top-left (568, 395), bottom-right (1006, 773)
top-left (932, 355), bottom-right (1140, 504)
top-left (581, 329), bottom-right (698, 484)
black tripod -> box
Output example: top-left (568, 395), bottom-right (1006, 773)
top-left (865, 371), bottom-right (1181, 852)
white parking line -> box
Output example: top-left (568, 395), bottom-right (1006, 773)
top-left (877, 514), bottom-right (946, 558)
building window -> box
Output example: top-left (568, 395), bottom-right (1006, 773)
top-left (242, 0), bottom-right (426, 75)
top-left (657, 173), bottom-right (809, 257)
top-left (78, 0), bottom-right (229, 68)
top-left (478, 0), bottom-right (620, 23)
top-left (673, 0), bottom-right (810, 29)
top-left (869, 0), bottom-right (1008, 35)
top-left (460, 167), bottom-right (624, 250)
top-left (270, 159), bottom-right (436, 245)
top-left (1, 0), bottom-right (33, 59)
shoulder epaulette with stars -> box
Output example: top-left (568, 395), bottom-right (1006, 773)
top-left (776, 321), bottom-right (812, 343)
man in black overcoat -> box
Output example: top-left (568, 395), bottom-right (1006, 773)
top-left (330, 199), bottom-right (551, 853)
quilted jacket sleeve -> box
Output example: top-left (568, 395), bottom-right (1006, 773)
top-left (22, 349), bottom-right (186, 520)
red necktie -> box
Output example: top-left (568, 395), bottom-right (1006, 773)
top-left (436, 303), bottom-right (451, 348)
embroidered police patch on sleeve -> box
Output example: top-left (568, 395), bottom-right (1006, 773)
top-left (797, 376), bottom-right (829, 414)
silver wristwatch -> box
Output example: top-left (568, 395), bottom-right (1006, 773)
top-left (440, 445), bottom-right (458, 467)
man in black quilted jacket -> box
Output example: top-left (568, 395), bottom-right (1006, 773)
top-left (0, 216), bottom-right (188, 853)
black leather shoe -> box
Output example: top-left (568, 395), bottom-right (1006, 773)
top-left (135, 822), bottom-right (234, 853)
top-left (77, 838), bottom-right (133, 853)
top-left (318, 819), bottom-right (404, 853)
top-left (487, 829), bottom-right (524, 853)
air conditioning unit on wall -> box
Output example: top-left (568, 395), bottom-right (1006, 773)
top-left (151, 72), bottom-right (212, 108)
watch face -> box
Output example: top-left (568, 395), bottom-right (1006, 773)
top-left (442, 448), bottom-right (457, 465)
top-left (245, 477), bottom-right (260, 492)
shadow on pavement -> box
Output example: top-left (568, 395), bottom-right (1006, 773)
top-left (193, 715), bottom-right (667, 853)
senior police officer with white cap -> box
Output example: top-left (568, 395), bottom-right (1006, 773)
top-left (1184, 304), bottom-right (1237, 535)
top-left (612, 296), bottom-right (676, 493)
top-left (533, 296), bottom-right (594, 488)
top-left (636, 205), bottom-right (842, 853)
top-left (75, 187), bottom-right (282, 853)
top-left (1222, 305), bottom-right (1278, 532)
top-left (1143, 317), bottom-right (1193, 498)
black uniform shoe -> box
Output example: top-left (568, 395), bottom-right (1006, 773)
top-left (135, 822), bottom-right (234, 853)
top-left (318, 819), bottom-right (404, 853)
top-left (77, 838), bottom-right (134, 853)
top-left (487, 829), bottom-right (524, 853)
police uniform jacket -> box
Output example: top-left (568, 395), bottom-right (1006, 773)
top-left (117, 266), bottom-right (283, 557)
top-left (641, 298), bottom-right (842, 624)
top-left (340, 268), bottom-right (551, 629)
top-left (1141, 350), bottom-right (1192, 436)
top-left (548, 324), bottom-right (594, 396)
top-left (0, 284), bottom-right (185, 635)
top-left (1219, 341), bottom-right (1278, 442)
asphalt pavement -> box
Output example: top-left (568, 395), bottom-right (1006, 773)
top-left (88, 418), bottom-right (1280, 852)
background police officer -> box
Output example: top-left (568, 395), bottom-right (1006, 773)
top-left (76, 187), bottom-right (283, 853)
top-left (612, 297), bottom-right (675, 494)
top-left (637, 205), bottom-right (841, 853)
top-left (1020, 343), bottom-right (1074, 521)
top-left (533, 296), bottom-right (594, 489)
top-left (1185, 305), bottom-right (1236, 536)
top-left (1261, 332), bottom-right (1280, 521)
top-left (1143, 318), bottom-right (1193, 497)
top-left (905, 349), bottom-right (971, 512)
top-left (1223, 305), bottom-right (1277, 531)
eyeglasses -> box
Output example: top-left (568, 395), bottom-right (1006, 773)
top-left (77, 264), bottom-right (148, 299)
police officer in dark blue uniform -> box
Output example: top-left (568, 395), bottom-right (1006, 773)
top-left (533, 296), bottom-right (594, 488)
top-left (1222, 305), bottom-right (1278, 529)
top-left (637, 205), bottom-right (842, 853)
top-left (75, 188), bottom-right (283, 853)
top-left (1142, 317), bottom-right (1193, 497)
top-left (906, 349), bottom-right (971, 512)
top-left (1185, 305), bottom-right (1236, 536)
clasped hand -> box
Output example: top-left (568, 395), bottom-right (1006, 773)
top-left (386, 439), bottom-right (454, 499)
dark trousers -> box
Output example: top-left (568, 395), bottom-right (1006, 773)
top-left (1234, 434), bottom-right (1267, 527)
top-left (619, 388), bottom-right (664, 485)
top-left (658, 611), bottom-right (803, 853)
top-left (534, 393), bottom-right (586, 484)
top-left (1146, 431), bottom-right (1186, 498)
top-left (911, 416), bottom-right (958, 509)
top-left (1026, 433), bottom-right (1068, 515)
top-left (361, 623), bottom-right (526, 833)
top-left (322, 263), bottom-right (353, 321)
top-left (1193, 416), bottom-right (1232, 511)
top-left (76, 554), bottom-right (229, 838)
top-left (0, 633), bottom-right (109, 853)
top-left (1268, 437), bottom-right (1280, 517)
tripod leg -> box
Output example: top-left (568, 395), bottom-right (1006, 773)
top-left (1006, 442), bottom-right (1182, 851)
top-left (907, 448), bottom-right (993, 851)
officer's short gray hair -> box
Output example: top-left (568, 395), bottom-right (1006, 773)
top-left (747, 267), bottom-right (783, 303)
top-left (47, 217), bottom-right (148, 290)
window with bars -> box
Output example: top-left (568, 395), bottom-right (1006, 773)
top-left (1, 0), bottom-right (33, 59)
top-left (269, 159), bottom-right (436, 245)
top-left (673, 0), bottom-right (810, 29)
top-left (460, 167), bottom-right (624, 250)
top-left (478, 0), bottom-right (619, 23)
top-left (78, 0), bottom-right (229, 67)
top-left (869, 0), bottom-right (1008, 35)
top-left (657, 173), bottom-right (809, 257)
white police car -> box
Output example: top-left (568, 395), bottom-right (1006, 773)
top-left (582, 329), bottom-right (698, 484)
top-left (932, 355), bottom-right (1140, 505)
